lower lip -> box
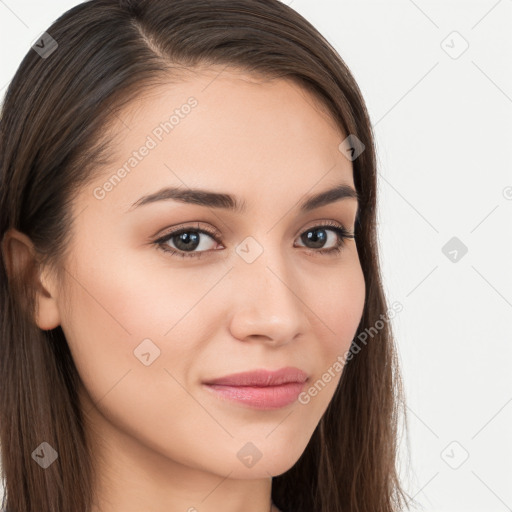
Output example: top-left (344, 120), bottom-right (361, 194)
top-left (203, 382), bottom-right (306, 410)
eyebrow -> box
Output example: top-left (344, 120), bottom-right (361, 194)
top-left (127, 183), bottom-right (359, 214)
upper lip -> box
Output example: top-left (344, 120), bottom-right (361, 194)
top-left (203, 367), bottom-right (309, 387)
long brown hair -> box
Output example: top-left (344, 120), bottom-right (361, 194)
top-left (0, 1), bottom-right (414, 510)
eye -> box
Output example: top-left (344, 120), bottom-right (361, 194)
top-left (153, 220), bottom-right (355, 259)
top-left (154, 222), bottom-right (221, 259)
top-left (294, 220), bottom-right (355, 256)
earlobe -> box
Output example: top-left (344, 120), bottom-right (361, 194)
top-left (1, 228), bottom-right (61, 330)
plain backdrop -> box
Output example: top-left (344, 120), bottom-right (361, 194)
top-left (1, 1), bottom-right (511, 511)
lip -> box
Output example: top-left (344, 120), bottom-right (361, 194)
top-left (202, 367), bottom-right (308, 410)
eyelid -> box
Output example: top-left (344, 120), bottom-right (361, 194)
top-left (154, 222), bottom-right (222, 243)
top-left (295, 219), bottom-right (354, 238)
top-left (154, 219), bottom-right (353, 243)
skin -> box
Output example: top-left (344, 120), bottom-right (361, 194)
top-left (10, 66), bottom-right (365, 511)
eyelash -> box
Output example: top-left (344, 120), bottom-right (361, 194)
top-left (153, 220), bottom-right (355, 259)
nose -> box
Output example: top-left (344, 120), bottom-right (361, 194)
top-left (227, 245), bottom-right (308, 346)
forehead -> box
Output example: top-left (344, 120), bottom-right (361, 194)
top-left (77, 66), bottom-right (354, 217)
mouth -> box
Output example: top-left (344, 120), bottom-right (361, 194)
top-left (202, 367), bottom-right (308, 410)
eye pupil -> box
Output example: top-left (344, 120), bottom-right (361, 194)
top-left (302, 228), bottom-right (327, 248)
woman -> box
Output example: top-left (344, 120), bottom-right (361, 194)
top-left (0, 0), bottom-right (413, 511)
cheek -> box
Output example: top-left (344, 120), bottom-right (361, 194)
top-left (288, 255), bottom-right (365, 414)
top-left (58, 257), bottom-right (212, 461)
top-left (306, 256), bottom-right (366, 353)
top-left (62, 242), bottom-right (222, 340)
top-left (58, 248), bottom-right (229, 403)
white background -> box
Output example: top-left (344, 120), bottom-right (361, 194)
top-left (1, 1), bottom-right (511, 511)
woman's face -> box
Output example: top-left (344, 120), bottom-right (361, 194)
top-left (40, 66), bottom-right (365, 496)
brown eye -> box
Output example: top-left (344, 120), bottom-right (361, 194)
top-left (154, 225), bottom-right (221, 259)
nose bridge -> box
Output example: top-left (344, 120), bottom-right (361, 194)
top-left (227, 235), bottom-right (307, 342)
top-left (237, 234), bottom-right (294, 300)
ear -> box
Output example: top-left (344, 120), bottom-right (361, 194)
top-left (1, 228), bottom-right (61, 330)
